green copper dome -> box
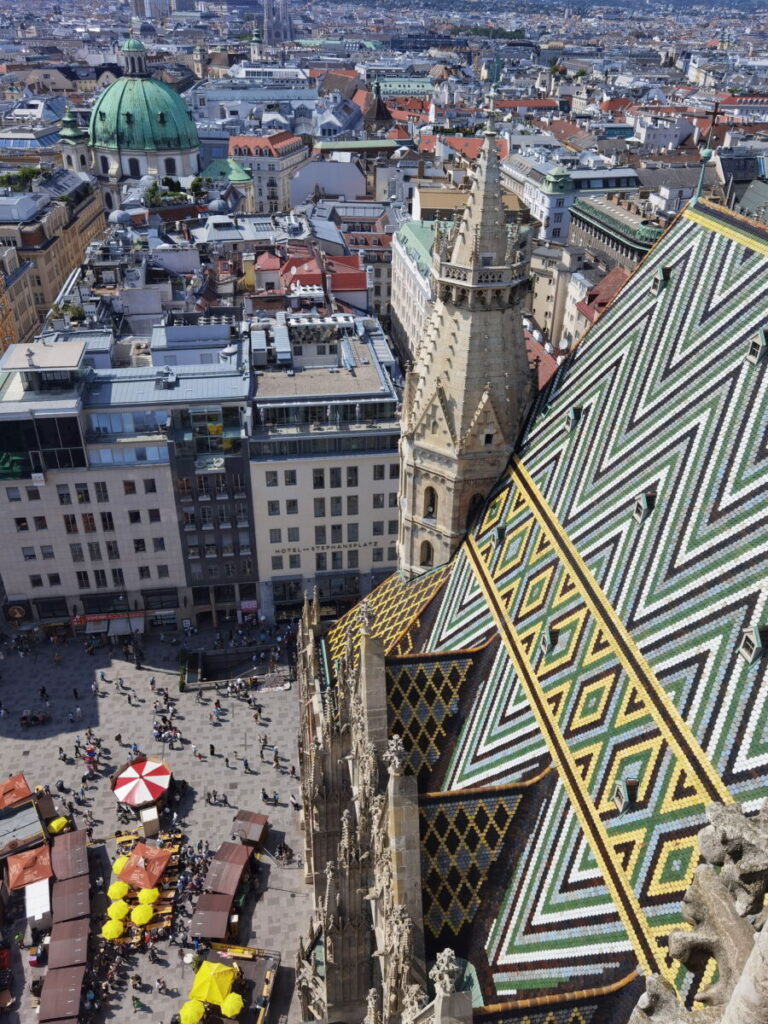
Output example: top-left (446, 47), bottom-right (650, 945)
top-left (121, 36), bottom-right (147, 52)
top-left (88, 76), bottom-right (199, 152)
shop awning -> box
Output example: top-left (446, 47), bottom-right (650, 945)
top-left (38, 964), bottom-right (86, 1022)
top-left (48, 918), bottom-right (90, 968)
top-left (204, 842), bottom-right (251, 896)
top-left (107, 618), bottom-right (130, 636)
top-left (189, 892), bottom-right (233, 940)
top-left (51, 874), bottom-right (90, 923)
top-left (51, 830), bottom-right (88, 881)
top-left (232, 810), bottom-right (269, 847)
top-left (84, 619), bottom-right (108, 634)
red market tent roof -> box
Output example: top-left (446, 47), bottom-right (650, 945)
top-left (112, 759), bottom-right (171, 807)
top-left (0, 773), bottom-right (32, 809)
top-left (7, 843), bottom-right (52, 889)
top-left (118, 842), bottom-right (172, 889)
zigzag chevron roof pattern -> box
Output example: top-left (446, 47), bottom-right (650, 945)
top-left (352, 201), bottom-right (768, 1012)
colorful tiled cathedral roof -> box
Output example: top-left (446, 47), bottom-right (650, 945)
top-left (320, 199), bottom-right (768, 1017)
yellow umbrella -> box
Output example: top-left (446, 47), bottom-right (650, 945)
top-left (130, 904), bottom-right (154, 926)
top-left (101, 920), bottom-right (124, 940)
top-left (107, 881), bottom-right (130, 900)
top-left (189, 960), bottom-right (236, 1006)
top-left (112, 855), bottom-right (128, 874)
top-left (48, 817), bottom-right (68, 834)
top-left (221, 992), bottom-right (244, 1018)
top-left (138, 887), bottom-right (160, 905)
top-left (179, 1000), bottom-right (206, 1024)
top-left (107, 899), bottom-right (130, 920)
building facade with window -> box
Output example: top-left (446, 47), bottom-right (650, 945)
top-left (249, 313), bottom-right (401, 621)
top-left (0, 341), bottom-right (253, 634)
top-left (228, 132), bottom-right (309, 215)
top-left (0, 181), bottom-right (105, 327)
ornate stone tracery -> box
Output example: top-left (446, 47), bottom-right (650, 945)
top-left (631, 800), bottom-right (768, 1024)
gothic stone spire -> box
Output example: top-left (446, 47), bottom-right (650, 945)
top-left (397, 96), bottom-right (533, 579)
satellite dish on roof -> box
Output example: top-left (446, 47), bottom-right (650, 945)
top-left (558, 338), bottom-right (569, 351)
top-left (523, 318), bottom-right (532, 330)
top-left (532, 329), bottom-right (542, 342)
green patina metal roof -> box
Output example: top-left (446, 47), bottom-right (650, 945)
top-left (314, 139), bottom-right (400, 152)
top-left (59, 107), bottom-right (87, 144)
top-left (121, 36), bottom-right (147, 52)
top-left (397, 219), bottom-right (439, 274)
top-left (202, 157), bottom-right (252, 183)
top-left (88, 76), bottom-right (199, 152)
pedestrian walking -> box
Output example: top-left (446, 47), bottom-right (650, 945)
top-left (273, 749), bottom-right (280, 768)
top-left (243, 758), bottom-right (249, 773)
top-left (117, 677), bottom-right (125, 690)
top-left (100, 671), bottom-right (107, 683)
top-left (209, 744), bottom-right (215, 757)
top-left (290, 794), bottom-right (300, 811)
top-left (150, 677), bottom-right (156, 691)
top-left (289, 764), bottom-right (297, 778)
top-left (91, 681), bottom-right (98, 696)
top-left (75, 706), bottom-right (82, 720)
top-left (224, 757), bottom-right (230, 768)
top-left (72, 687), bottom-right (79, 701)
top-left (58, 746), bottom-right (66, 761)
top-left (272, 791), bottom-right (279, 805)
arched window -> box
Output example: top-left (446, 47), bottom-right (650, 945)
top-left (65, 154), bottom-right (73, 168)
top-left (420, 541), bottom-right (434, 567)
top-left (423, 486), bottom-right (437, 519)
top-left (165, 157), bottom-right (177, 176)
top-left (431, 420), bottom-right (438, 434)
top-left (100, 155), bottom-right (109, 175)
top-left (128, 157), bottom-right (140, 178)
top-left (79, 153), bottom-right (86, 168)
top-left (104, 192), bottom-right (114, 209)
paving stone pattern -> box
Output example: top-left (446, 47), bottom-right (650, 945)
top-left (0, 630), bottom-right (310, 1024)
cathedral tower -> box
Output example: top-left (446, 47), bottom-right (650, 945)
top-left (397, 100), bottom-right (533, 579)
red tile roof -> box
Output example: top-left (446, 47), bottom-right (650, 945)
top-left (256, 252), bottom-right (280, 271)
top-left (576, 266), bottom-right (630, 325)
top-left (228, 130), bottom-right (303, 158)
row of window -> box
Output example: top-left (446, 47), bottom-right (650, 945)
top-left (29, 564), bottom-right (171, 590)
top-left (267, 521), bottom-right (398, 545)
top-left (23, 538), bottom-right (167, 564)
top-left (182, 506), bottom-right (249, 529)
top-left (16, 508), bottom-right (162, 534)
top-left (266, 494), bottom-right (398, 518)
top-left (189, 560), bottom-right (252, 580)
top-left (187, 543), bottom-right (246, 559)
top-left (263, 463), bottom-right (400, 489)
top-left (6, 480), bottom-right (158, 506)
top-left (179, 475), bottom-right (246, 499)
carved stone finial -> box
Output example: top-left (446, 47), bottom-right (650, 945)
top-left (430, 948), bottom-right (460, 996)
top-left (359, 599), bottom-right (375, 636)
top-left (365, 987), bottom-right (380, 1024)
top-left (384, 734), bottom-right (407, 776)
top-left (402, 984), bottom-right (428, 1024)
top-left (339, 808), bottom-right (352, 865)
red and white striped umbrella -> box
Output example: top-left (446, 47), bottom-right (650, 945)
top-left (113, 759), bottom-right (172, 806)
